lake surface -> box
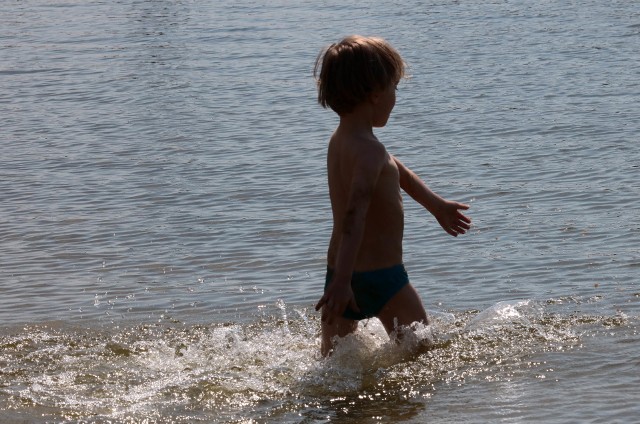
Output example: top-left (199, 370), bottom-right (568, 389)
top-left (1, 0), bottom-right (639, 422)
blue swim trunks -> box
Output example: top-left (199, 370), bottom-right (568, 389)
top-left (324, 264), bottom-right (409, 320)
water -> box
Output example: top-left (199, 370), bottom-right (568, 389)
top-left (1, 0), bottom-right (638, 422)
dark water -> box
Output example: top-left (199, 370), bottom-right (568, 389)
top-left (1, 0), bottom-right (639, 422)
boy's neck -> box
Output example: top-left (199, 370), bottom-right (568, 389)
top-left (338, 103), bottom-right (375, 136)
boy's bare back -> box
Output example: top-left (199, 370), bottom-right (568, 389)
top-left (326, 130), bottom-right (403, 272)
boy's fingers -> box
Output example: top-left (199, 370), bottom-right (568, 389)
top-left (321, 308), bottom-right (331, 324)
top-left (456, 210), bottom-right (471, 222)
top-left (349, 298), bottom-right (361, 313)
top-left (321, 305), bottom-right (342, 325)
top-left (315, 295), bottom-right (327, 311)
top-left (456, 221), bottom-right (470, 231)
top-left (461, 214), bottom-right (472, 224)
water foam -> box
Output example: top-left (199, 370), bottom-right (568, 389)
top-left (0, 298), bottom-right (630, 422)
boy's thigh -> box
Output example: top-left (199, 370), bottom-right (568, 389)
top-left (321, 314), bottom-right (358, 337)
top-left (376, 283), bottom-right (428, 334)
top-left (320, 311), bottom-right (358, 355)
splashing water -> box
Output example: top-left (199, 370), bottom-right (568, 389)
top-left (0, 298), bottom-right (631, 423)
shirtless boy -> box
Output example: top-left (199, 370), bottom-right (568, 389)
top-left (313, 35), bottom-right (472, 356)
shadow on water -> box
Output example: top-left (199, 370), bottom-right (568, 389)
top-left (0, 298), bottom-right (634, 423)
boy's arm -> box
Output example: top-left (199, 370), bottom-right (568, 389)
top-left (393, 155), bottom-right (471, 237)
top-left (315, 145), bottom-right (387, 324)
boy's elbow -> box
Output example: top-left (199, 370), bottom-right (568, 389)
top-left (399, 174), bottom-right (417, 196)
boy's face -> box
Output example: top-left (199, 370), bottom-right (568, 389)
top-left (372, 83), bottom-right (397, 127)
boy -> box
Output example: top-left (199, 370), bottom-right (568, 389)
top-left (313, 35), bottom-right (472, 356)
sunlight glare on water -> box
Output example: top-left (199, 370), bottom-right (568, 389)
top-left (1, 299), bottom-right (635, 422)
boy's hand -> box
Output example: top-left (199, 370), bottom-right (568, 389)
top-left (435, 200), bottom-right (471, 237)
top-left (315, 277), bottom-right (360, 324)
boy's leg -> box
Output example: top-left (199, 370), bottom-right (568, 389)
top-left (377, 283), bottom-right (429, 335)
top-left (320, 308), bottom-right (358, 356)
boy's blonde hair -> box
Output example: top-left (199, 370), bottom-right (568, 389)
top-left (314, 35), bottom-right (406, 116)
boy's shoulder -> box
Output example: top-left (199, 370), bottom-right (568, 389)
top-left (330, 129), bottom-right (387, 156)
top-left (329, 131), bottom-right (389, 170)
